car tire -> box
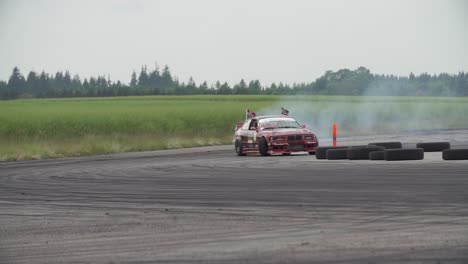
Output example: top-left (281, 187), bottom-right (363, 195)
top-left (326, 149), bottom-right (348, 160)
top-left (316, 146), bottom-right (348, 159)
top-left (384, 148), bottom-right (424, 161)
top-left (368, 142), bottom-right (402, 149)
top-left (416, 142), bottom-right (451, 152)
top-left (259, 137), bottom-right (269, 156)
top-left (369, 150), bottom-right (385, 160)
top-left (347, 146), bottom-right (385, 160)
top-left (442, 149), bottom-right (468, 160)
top-left (234, 140), bottom-right (245, 156)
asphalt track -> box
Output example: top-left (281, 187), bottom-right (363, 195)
top-left (1, 130), bottom-right (468, 263)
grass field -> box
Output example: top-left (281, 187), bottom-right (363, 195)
top-left (1, 95), bottom-right (468, 161)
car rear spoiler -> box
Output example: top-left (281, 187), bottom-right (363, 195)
top-left (235, 122), bottom-right (244, 131)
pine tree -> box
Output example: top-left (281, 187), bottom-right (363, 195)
top-left (38, 71), bottom-right (50, 98)
top-left (218, 82), bottom-right (231, 95)
top-left (26, 71), bottom-right (38, 97)
top-left (130, 71), bottom-right (137, 87)
top-left (7, 67), bottom-right (26, 98)
top-left (0, 81), bottom-right (7, 99)
top-left (248, 80), bottom-right (261, 94)
top-left (199, 81), bottom-right (209, 94)
top-left (239, 79), bottom-right (247, 94)
top-left (138, 66), bottom-right (149, 87)
top-left (161, 65), bottom-right (173, 89)
top-left (149, 65), bottom-right (161, 94)
top-left (63, 71), bottom-right (72, 96)
top-left (71, 74), bottom-right (81, 96)
top-left (233, 79), bottom-right (248, 94)
top-left (186, 77), bottom-right (197, 94)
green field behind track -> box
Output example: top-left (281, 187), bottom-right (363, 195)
top-left (1, 95), bottom-right (468, 161)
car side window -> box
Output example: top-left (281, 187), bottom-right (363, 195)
top-left (249, 120), bottom-right (258, 130)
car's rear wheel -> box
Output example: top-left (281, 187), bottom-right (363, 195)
top-left (259, 137), bottom-right (269, 156)
top-left (235, 140), bottom-right (245, 156)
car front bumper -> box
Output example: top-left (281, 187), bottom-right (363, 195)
top-left (268, 140), bottom-right (319, 154)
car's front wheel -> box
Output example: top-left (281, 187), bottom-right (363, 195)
top-left (235, 140), bottom-right (245, 156)
top-left (259, 137), bottom-right (269, 156)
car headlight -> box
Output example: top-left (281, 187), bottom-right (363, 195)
top-left (270, 136), bottom-right (284, 141)
top-left (304, 135), bottom-right (315, 140)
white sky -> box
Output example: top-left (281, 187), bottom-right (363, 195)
top-left (1, 0), bottom-right (467, 85)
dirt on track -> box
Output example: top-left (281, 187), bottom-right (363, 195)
top-left (1, 130), bottom-right (468, 263)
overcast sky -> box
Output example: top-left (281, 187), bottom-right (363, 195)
top-left (1, 0), bottom-right (467, 85)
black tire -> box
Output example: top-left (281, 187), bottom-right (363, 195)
top-left (326, 149), bottom-right (348, 160)
top-left (368, 142), bottom-right (402, 149)
top-left (234, 140), bottom-right (245, 156)
top-left (315, 146), bottom-right (348, 159)
top-left (369, 150), bottom-right (385, 160)
top-left (384, 148), bottom-right (424, 161)
top-left (442, 149), bottom-right (468, 160)
top-left (349, 145), bottom-right (369, 148)
top-left (259, 137), bottom-right (269, 156)
top-left (416, 142), bottom-right (450, 152)
top-left (347, 146), bottom-right (385, 160)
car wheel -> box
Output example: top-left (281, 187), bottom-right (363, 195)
top-left (235, 140), bottom-right (245, 156)
top-left (259, 137), bottom-right (269, 156)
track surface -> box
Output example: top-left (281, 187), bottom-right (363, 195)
top-left (1, 130), bottom-right (468, 263)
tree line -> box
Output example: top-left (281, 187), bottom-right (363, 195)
top-left (0, 65), bottom-right (467, 100)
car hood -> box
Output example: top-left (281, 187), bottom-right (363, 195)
top-left (261, 128), bottom-right (314, 135)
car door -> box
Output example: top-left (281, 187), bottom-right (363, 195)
top-left (244, 119), bottom-right (258, 148)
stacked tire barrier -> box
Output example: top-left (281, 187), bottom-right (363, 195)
top-left (369, 151), bottom-right (385, 160)
top-left (326, 148), bottom-right (348, 160)
top-left (442, 149), bottom-right (468, 160)
top-left (368, 142), bottom-right (402, 149)
top-left (316, 146), bottom-right (348, 159)
top-left (347, 146), bottom-right (385, 160)
top-left (416, 142), bottom-right (450, 152)
top-left (384, 148), bottom-right (424, 161)
top-left (316, 141), bottom-right (466, 161)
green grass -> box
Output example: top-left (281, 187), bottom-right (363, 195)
top-left (1, 95), bottom-right (468, 161)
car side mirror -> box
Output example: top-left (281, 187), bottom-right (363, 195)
top-left (301, 124), bottom-right (306, 128)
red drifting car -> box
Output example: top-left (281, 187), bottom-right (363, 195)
top-left (234, 114), bottom-right (319, 156)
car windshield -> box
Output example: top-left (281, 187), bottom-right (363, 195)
top-left (259, 118), bottom-right (300, 129)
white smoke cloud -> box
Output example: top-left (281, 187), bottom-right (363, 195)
top-left (257, 93), bottom-right (467, 140)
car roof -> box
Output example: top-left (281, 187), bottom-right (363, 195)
top-left (249, 115), bottom-right (294, 121)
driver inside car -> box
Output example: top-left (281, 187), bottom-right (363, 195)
top-left (250, 120), bottom-right (258, 130)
